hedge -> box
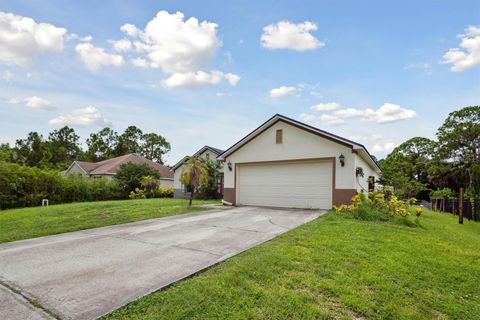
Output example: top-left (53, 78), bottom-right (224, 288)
top-left (0, 161), bottom-right (123, 210)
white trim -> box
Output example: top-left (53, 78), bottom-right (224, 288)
top-left (65, 161), bottom-right (89, 175)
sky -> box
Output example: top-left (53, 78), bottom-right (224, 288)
top-left (0, 0), bottom-right (479, 165)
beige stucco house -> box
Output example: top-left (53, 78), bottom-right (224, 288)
top-left (64, 153), bottom-right (174, 188)
top-left (172, 146), bottom-right (224, 198)
top-left (218, 114), bottom-right (380, 209)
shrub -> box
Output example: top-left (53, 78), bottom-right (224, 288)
top-left (156, 187), bottom-right (173, 198)
top-left (129, 188), bottom-right (145, 199)
top-left (0, 161), bottom-right (123, 209)
top-left (114, 163), bottom-right (160, 197)
top-left (334, 191), bottom-right (420, 225)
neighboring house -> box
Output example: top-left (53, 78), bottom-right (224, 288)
top-left (218, 114), bottom-right (381, 209)
top-left (64, 153), bottom-right (174, 188)
top-left (172, 145), bottom-right (224, 198)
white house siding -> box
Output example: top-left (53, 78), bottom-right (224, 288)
top-left (223, 120), bottom-right (357, 207)
top-left (159, 179), bottom-right (174, 188)
top-left (354, 154), bottom-right (380, 193)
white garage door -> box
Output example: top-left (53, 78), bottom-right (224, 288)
top-left (237, 160), bottom-right (332, 209)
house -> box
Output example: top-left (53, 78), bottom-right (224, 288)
top-left (218, 114), bottom-right (381, 209)
top-left (64, 153), bottom-right (174, 187)
top-left (172, 145), bottom-right (224, 198)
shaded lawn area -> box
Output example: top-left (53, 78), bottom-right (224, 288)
top-left (0, 198), bottom-right (218, 244)
top-left (105, 210), bottom-right (480, 320)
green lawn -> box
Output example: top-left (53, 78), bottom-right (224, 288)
top-left (0, 198), bottom-right (218, 244)
top-left (105, 210), bottom-right (480, 320)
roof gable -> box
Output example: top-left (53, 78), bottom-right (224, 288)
top-left (70, 154), bottom-right (173, 179)
top-left (218, 114), bottom-right (380, 172)
top-left (172, 145), bottom-right (224, 171)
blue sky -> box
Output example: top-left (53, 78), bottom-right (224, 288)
top-left (0, 0), bottom-right (479, 164)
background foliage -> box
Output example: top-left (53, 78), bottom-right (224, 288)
top-left (379, 106), bottom-right (479, 200)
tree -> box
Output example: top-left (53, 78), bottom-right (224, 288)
top-left (380, 137), bottom-right (436, 198)
top-left (140, 133), bottom-right (171, 164)
top-left (116, 126), bottom-right (143, 156)
top-left (0, 143), bottom-right (14, 162)
top-left (196, 158), bottom-right (223, 199)
top-left (15, 132), bottom-right (48, 167)
top-left (47, 126), bottom-right (81, 168)
top-left (180, 157), bottom-right (208, 206)
top-left (114, 162), bottom-right (160, 196)
top-left (86, 128), bottom-right (118, 161)
top-left (436, 106), bottom-right (480, 190)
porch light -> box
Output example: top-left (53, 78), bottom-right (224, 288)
top-left (227, 161), bottom-right (233, 171)
top-left (339, 154), bottom-right (345, 167)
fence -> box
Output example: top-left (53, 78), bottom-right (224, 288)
top-left (431, 198), bottom-right (480, 222)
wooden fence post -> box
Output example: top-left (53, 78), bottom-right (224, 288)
top-left (459, 188), bottom-right (464, 224)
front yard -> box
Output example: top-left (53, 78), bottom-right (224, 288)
top-left (0, 198), bottom-right (218, 244)
top-left (105, 209), bottom-right (480, 319)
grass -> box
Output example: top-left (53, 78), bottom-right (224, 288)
top-left (104, 210), bottom-right (480, 320)
top-left (0, 198), bottom-right (218, 244)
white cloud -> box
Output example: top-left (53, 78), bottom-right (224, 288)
top-left (48, 106), bottom-right (109, 127)
top-left (372, 142), bottom-right (397, 154)
top-left (261, 20), bottom-right (324, 51)
top-left (75, 42), bottom-right (124, 71)
top-left (0, 11), bottom-right (67, 66)
top-left (333, 107), bottom-right (367, 118)
top-left (161, 70), bottom-right (240, 89)
top-left (269, 85), bottom-right (296, 99)
top-left (318, 114), bottom-right (344, 125)
top-left (298, 113), bottom-right (344, 126)
top-left (310, 102), bottom-right (341, 111)
top-left (2, 70), bottom-right (12, 81)
top-left (130, 57), bottom-right (149, 68)
top-left (122, 11), bottom-right (221, 74)
top-left (301, 102), bottom-right (417, 125)
top-left (440, 25), bottom-right (480, 72)
top-left (109, 38), bottom-right (132, 52)
top-left (224, 73), bottom-right (240, 86)
top-left (120, 23), bottom-right (139, 37)
top-left (330, 103), bottom-right (416, 123)
top-left (363, 103), bottom-right (417, 123)
top-left (24, 96), bottom-right (55, 110)
top-left (310, 91), bottom-right (324, 99)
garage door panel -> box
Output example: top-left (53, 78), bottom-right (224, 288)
top-left (237, 161), bottom-right (332, 209)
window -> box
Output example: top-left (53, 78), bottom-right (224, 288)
top-left (276, 129), bottom-right (283, 144)
top-left (205, 153), bottom-right (210, 160)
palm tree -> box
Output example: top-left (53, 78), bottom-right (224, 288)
top-left (180, 157), bottom-right (209, 206)
top-left (140, 175), bottom-right (159, 198)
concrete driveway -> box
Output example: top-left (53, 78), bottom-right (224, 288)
top-left (0, 206), bottom-right (322, 320)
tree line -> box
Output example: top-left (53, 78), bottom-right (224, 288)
top-left (379, 106), bottom-right (479, 200)
top-left (0, 126), bottom-right (171, 170)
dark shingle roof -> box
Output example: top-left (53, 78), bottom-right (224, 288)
top-left (76, 154), bottom-right (173, 179)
